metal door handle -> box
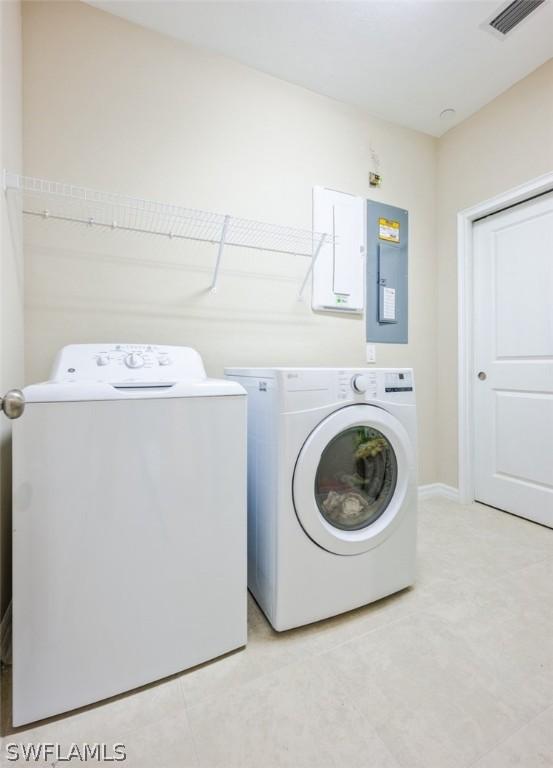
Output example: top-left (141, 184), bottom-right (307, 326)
top-left (477, 371), bottom-right (487, 381)
top-left (1, 389), bottom-right (25, 419)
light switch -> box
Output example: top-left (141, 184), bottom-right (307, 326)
top-left (366, 344), bottom-right (376, 363)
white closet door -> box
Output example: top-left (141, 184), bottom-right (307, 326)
top-left (473, 193), bottom-right (553, 527)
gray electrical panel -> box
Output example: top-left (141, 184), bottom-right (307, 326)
top-left (366, 201), bottom-right (408, 344)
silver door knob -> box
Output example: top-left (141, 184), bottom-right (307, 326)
top-left (1, 389), bottom-right (25, 419)
top-left (477, 371), bottom-right (487, 381)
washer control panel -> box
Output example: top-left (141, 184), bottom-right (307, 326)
top-left (335, 369), bottom-right (413, 401)
top-left (51, 344), bottom-right (206, 384)
top-left (337, 370), bottom-right (378, 401)
top-left (384, 370), bottom-right (413, 393)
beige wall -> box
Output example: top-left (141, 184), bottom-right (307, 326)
top-left (18, 2), bottom-right (553, 507)
top-left (0, 0), bottom-right (24, 618)
top-left (437, 59), bottom-right (553, 488)
top-left (22, 1), bottom-right (439, 484)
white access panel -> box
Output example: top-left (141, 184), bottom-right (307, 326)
top-left (312, 187), bottom-right (365, 313)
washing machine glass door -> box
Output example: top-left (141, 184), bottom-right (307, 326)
top-left (293, 404), bottom-right (414, 555)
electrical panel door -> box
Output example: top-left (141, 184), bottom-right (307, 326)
top-left (366, 201), bottom-right (408, 343)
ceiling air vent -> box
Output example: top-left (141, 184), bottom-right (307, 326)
top-left (489, 0), bottom-right (546, 35)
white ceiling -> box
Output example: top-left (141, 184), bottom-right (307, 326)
top-left (88, 0), bottom-right (553, 136)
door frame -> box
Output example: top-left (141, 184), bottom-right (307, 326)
top-left (457, 171), bottom-right (553, 504)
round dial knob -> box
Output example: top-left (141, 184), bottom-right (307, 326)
top-left (125, 352), bottom-right (145, 369)
top-left (351, 374), bottom-right (369, 394)
top-left (96, 354), bottom-right (109, 366)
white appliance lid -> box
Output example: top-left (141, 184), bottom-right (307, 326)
top-left (24, 344), bottom-right (245, 402)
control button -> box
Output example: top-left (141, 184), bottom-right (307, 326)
top-left (96, 355), bottom-right (109, 366)
top-left (158, 356), bottom-right (171, 366)
top-left (351, 374), bottom-right (369, 394)
top-left (125, 352), bottom-right (145, 369)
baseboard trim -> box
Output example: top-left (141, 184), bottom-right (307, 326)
top-left (0, 600), bottom-right (12, 665)
top-left (418, 483), bottom-right (460, 502)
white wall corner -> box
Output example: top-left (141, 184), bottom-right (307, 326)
top-left (0, 600), bottom-right (12, 665)
top-left (418, 483), bottom-right (460, 502)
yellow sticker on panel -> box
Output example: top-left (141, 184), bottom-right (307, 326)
top-left (378, 218), bottom-right (400, 243)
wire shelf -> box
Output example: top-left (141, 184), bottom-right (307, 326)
top-left (3, 171), bottom-right (332, 294)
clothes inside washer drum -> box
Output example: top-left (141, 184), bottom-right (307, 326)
top-left (315, 426), bottom-right (397, 531)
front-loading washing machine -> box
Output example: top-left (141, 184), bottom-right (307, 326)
top-left (13, 344), bottom-right (247, 725)
top-left (224, 367), bottom-right (417, 631)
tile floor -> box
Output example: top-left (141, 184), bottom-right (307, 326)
top-left (1, 495), bottom-right (553, 767)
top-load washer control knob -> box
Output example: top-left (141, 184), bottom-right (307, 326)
top-left (96, 354), bottom-right (109, 366)
top-left (351, 374), bottom-right (369, 394)
top-left (125, 352), bottom-right (145, 369)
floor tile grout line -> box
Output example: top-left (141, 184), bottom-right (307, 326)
top-left (6, 674), bottom-right (189, 743)
top-left (306, 604), bottom-right (424, 656)
top-left (81, 692), bottom-right (199, 767)
top-left (485, 552), bottom-right (553, 589)
top-left (331, 635), bottom-right (553, 768)
top-left (179, 519), bottom-right (553, 713)
top-left (182, 705), bottom-right (202, 768)
top-left (180, 602), bottom-right (425, 714)
top-left (421, 500), bottom-right (553, 538)
top-left (180, 511), bottom-right (460, 710)
top-left (181, 552), bottom-right (534, 715)
top-left (465, 701), bottom-right (553, 768)
top-left (343, 678), bottom-right (411, 768)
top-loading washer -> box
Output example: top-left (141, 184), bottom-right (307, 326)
top-left (225, 367), bottom-right (417, 631)
top-left (13, 344), bottom-right (247, 725)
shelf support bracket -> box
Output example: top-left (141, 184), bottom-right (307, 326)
top-left (298, 233), bottom-right (327, 301)
top-left (210, 215), bottom-right (231, 293)
top-left (2, 169), bottom-right (19, 193)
